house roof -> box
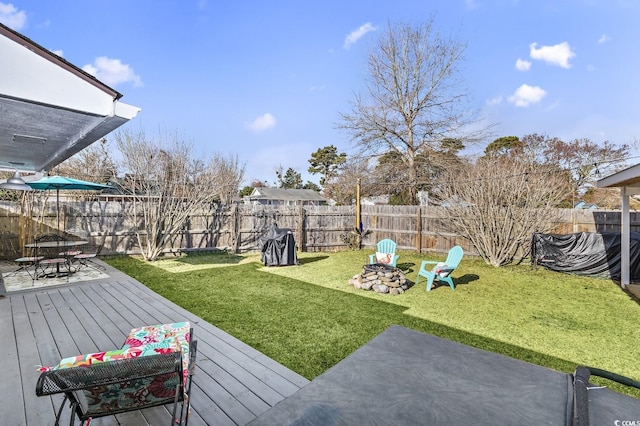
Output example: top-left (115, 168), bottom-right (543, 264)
top-left (0, 23), bottom-right (140, 174)
top-left (249, 187), bottom-right (327, 202)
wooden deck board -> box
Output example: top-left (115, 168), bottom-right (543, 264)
top-left (0, 292), bottom-right (27, 426)
top-left (0, 260), bottom-right (309, 425)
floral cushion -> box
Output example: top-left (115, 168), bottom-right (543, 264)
top-left (82, 372), bottom-right (181, 417)
top-left (36, 344), bottom-right (174, 372)
top-left (375, 252), bottom-right (394, 264)
top-left (122, 321), bottom-right (191, 385)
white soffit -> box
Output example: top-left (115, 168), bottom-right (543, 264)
top-left (597, 163), bottom-right (640, 189)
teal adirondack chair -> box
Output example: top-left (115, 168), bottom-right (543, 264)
top-left (417, 246), bottom-right (464, 291)
top-left (369, 239), bottom-right (400, 267)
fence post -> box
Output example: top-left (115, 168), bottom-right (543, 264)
top-left (416, 206), bottom-right (422, 252)
top-left (232, 203), bottom-right (240, 254)
top-left (298, 205), bottom-right (306, 252)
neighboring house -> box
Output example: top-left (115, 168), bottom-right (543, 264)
top-left (361, 195), bottom-right (390, 205)
top-left (440, 195), bottom-right (474, 208)
top-left (574, 201), bottom-right (599, 209)
top-left (244, 187), bottom-right (328, 206)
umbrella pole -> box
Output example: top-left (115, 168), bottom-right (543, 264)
top-left (57, 187), bottom-right (60, 235)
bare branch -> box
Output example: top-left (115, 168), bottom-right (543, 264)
top-left (114, 129), bottom-right (244, 260)
top-left (435, 157), bottom-right (570, 266)
top-left (338, 18), bottom-right (487, 204)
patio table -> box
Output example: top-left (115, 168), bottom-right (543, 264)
top-left (25, 240), bottom-right (87, 277)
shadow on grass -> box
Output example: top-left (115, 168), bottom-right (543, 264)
top-left (454, 273), bottom-right (480, 286)
top-left (298, 255), bottom-right (330, 265)
top-left (424, 274), bottom-right (478, 290)
top-left (175, 253), bottom-right (245, 266)
top-left (396, 262), bottom-right (416, 274)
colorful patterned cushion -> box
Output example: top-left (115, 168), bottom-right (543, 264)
top-left (36, 344), bottom-right (174, 372)
top-left (122, 321), bottom-right (191, 387)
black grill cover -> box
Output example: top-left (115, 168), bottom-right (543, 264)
top-left (531, 231), bottom-right (640, 280)
top-left (260, 225), bottom-right (298, 266)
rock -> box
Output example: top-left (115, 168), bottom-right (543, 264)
top-left (373, 284), bottom-right (389, 293)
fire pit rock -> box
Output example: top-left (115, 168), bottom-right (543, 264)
top-left (349, 263), bottom-right (412, 295)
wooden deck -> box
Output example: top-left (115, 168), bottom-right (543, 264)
top-left (0, 260), bottom-right (309, 425)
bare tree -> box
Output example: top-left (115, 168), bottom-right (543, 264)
top-left (115, 129), bottom-right (244, 261)
top-left (212, 152), bottom-right (245, 204)
top-left (434, 156), bottom-right (570, 267)
top-left (338, 18), bottom-right (484, 205)
top-left (323, 157), bottom-right (375, 205)
top-left (51, 138), bottom-right (118, 183)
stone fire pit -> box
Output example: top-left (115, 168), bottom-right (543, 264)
top-left (348, 263), bottom-right (411, 295)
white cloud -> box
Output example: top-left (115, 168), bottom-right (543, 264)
top-left (344, 22), bottom-right (377, 49)
top-left (515, 58), bottom-right (531, 71)
top-left (82, 56), bottom-right (142, 87)
top-left (507, 84), bottom-right (546, 107)
top-left (246, 113), bottom-right (276, 132)
top-left (51, 49), bottom-right (64, 57)
top-left (598, 34), bottom-right (611, 44)
top-left (0, 2), bottom-right (26, 30)
top-left (529, 42), bottom-right (575, 69)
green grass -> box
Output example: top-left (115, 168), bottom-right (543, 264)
top-left (104, 250), bottom-right (640, 396)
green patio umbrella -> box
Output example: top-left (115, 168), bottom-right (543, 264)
top-left (27, 175), bottom-right (112, 233)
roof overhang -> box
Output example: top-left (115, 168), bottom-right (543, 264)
top-left (0, 23), bottom-right (140, 173)
top-left (596, 163), bottom-right (640, 189)
top-left (596, 162), bottom-right (640, 287)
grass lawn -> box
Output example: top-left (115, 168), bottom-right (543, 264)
top-left (104, 249), bottom-right (640, 396)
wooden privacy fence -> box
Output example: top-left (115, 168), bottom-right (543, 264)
top-left (0, 197), bottom-right (637, 259)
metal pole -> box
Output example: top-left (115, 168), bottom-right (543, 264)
top-left (356, 178), bottom-right (361, 231)
top-left (56, 187), bottom-right (60, 234)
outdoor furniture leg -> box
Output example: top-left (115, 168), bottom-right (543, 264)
top-left (8, 256), bottom-right (44, 282)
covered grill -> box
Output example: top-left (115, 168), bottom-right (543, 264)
top-left (259, 224), bottom-right (298, 267)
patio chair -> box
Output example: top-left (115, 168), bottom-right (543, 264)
top-left (9, 254), bottom-right (44, 282)
top-left (36, 321), bottom-right (197, 426)
top-left (417, 246), bottom-right (464, 291)
top-left (72, 241), bottom-right (104, 272)
top-left (368, 238), bottom-right (399, 267)
top-left (34, 233), bottom-right (70, 278)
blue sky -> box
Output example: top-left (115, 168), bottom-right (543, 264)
top-left (2, 0), bottom-right (639, 186)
